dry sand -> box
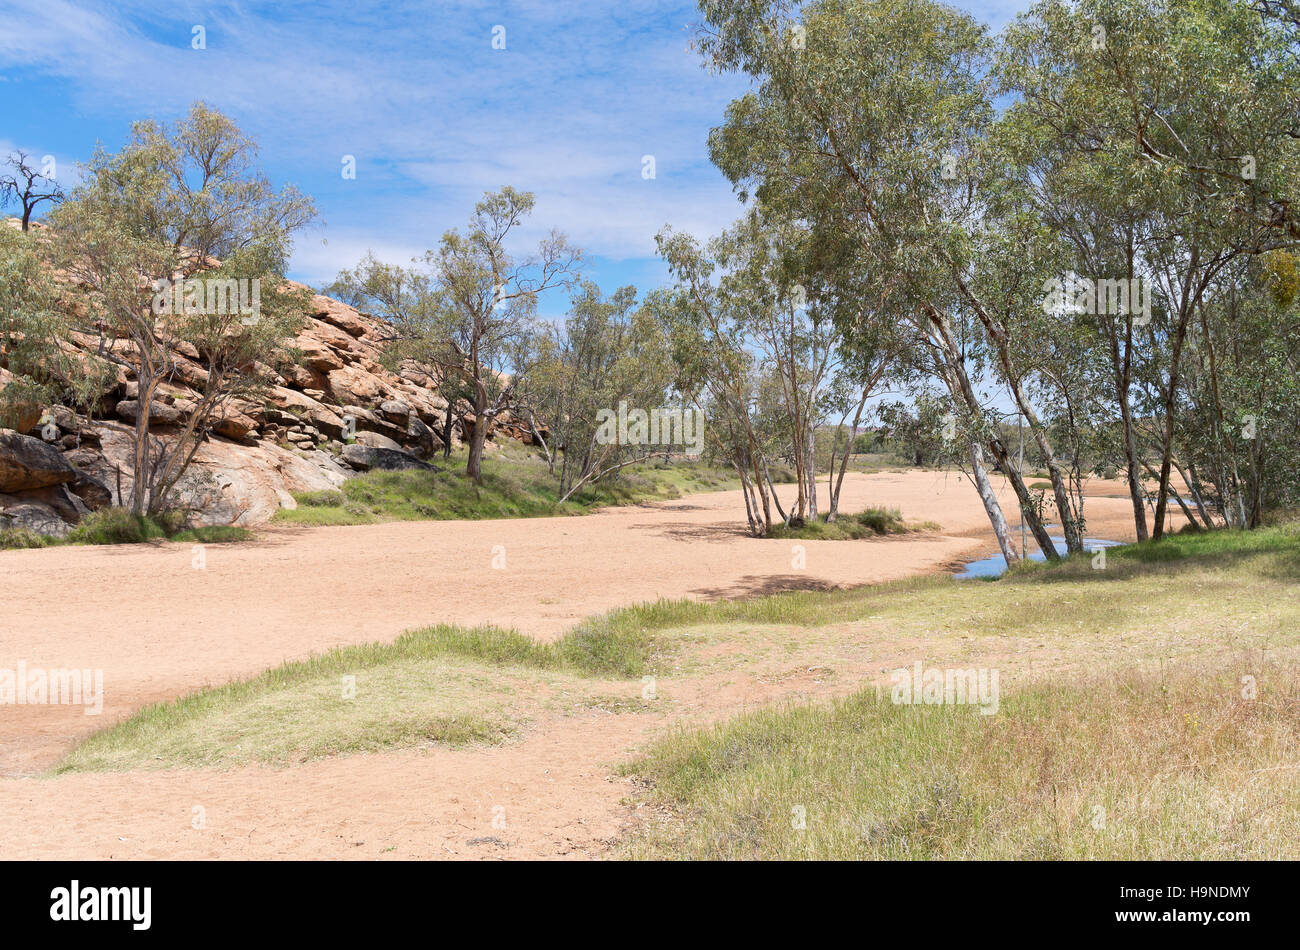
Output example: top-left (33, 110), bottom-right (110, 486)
top-left (0, 468), bottom-right (1153, 859)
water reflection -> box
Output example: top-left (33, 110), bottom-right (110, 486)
top-left (954, 537), bottom-right (1126, 579)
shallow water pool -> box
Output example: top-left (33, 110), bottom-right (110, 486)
top-left (954, 537), bottom-right (1126, 579)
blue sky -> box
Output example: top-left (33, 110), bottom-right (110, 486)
top-left (0, 0), bottom-right (1030, 319)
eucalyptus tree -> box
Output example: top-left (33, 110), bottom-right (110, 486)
top-left (331, 187), bottom-right (581, 482)
top-left (522, 281), bottom-right (678, 500)
top-left (821, 351), bottom-right (892, 522)
top-left (998, 0), bottom-right (1300, 536)
top-left (651, 227), bottom-right (776, 534)
top-left (1178, 251), bottom-right (1300, 526)
top-left (797, 221), bottom-right (903, 521)
top-left (713, 209), bottom-right (844, 523)
top-left (697, 0), bottom-right (1063, 557)
top-left (47, 102), bottom-right (314, 515)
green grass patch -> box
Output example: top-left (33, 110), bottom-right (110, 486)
top-left (54, 645), bottom-right (526, 771)
top-left (0, 508), bottom-right (252, 550)
top-left (768, 506), bottom-right (934, 540)
top-left (610, 523), bottom-right (1300, 859)
top-left (0, 527), bottom-right (56, 549)
top-left (1002, 520), bottom-right (1300, 582)
top-left (385, 609), bottom-right (687, 680)
top-left (171, 525), bottom-right (254, 544)
top-left (273, 449), bottom-right (739, 526)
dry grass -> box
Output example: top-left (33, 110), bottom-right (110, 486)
top-left (613, 524), bottom-right (1300, 859)
top-left (618, 658), bottom-right (1300, 859)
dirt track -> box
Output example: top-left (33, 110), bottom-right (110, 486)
top-left (0, 469), bottom-right (1149, 859)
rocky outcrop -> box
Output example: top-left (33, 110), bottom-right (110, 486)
top-left (0, 431), bottom-right (77, 493)
top-left (0, 271), bottom-right (536, 537)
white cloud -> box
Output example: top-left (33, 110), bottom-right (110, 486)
top-left (1, 0), bottom-right (753, 273)
top-left (1, 1), bottom-right (1032, 282)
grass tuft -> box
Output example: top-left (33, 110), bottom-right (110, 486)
top-left (0, 527), bottom-right (56, 550)
top-left (768, 506), bottom-right (932, 540)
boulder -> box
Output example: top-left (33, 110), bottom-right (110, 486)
top-left (67, 468), bottom-right (113, 511)
top-left (293, 337), bottom-right (345, 373)
top-left (341, 444), bottom-right (437, 473)
top-left (352, 430), bottom-right (403, 451)
top-left (115, 400), bottom-right (184, 427)
top-left (40, 483), bottom-right (90, 524)
top-left (0, 368), bottom-right (43, 433)
top-left (327, 365), bottom-right (386, 405)
top-left (0, 494), bottom-right (71, 538)
top-left (64, 446), bottom-right (124, 508)
top-left (338, 405), bottom-right (382, 429)
top-left (310, 319), bottom-right (373, 358)
top-left (281, 362), bottom-right (329, 392)
top-left (310, 294), bottom-right (372, 338)
top-left (406, 415), bottom-right (441, 456)
top-left (0, 430), bottom-right (77, 492)
top-left (171, 356), bottom-right (210, 389)
top-left (212, 410), bottom-right (259, 441)
top-left (380, 399), bottom-right (412, 424)
top-left (265, 387), bottom-right (346, 439)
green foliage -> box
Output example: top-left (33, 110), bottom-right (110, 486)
top-left (768, 506), bottom-right (913, 540)
top-left (0, 225), bottom-right (110, 428)
top-left (45, 101), bottom-right (316, 515)
top-left (66, 509), bottom-right (171, 545)
top-left (328, 186), bottom-right (581, 482)
top-left (521, 281), bottom-right (683, 498)
top-left (275, 451), bottom-right (737, 525)
top-left (55, 508), bottom-right (252, 546)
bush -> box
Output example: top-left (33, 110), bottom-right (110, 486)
top-left (852, 506), bottom-right (906, 534)
top-left (62, 508), bottom-right (252, 546)
top-left (67, 509), bottom-right (169, 545)
top-left (0, 527), bottom-right (55, 550)
top-left (769, 506), bottom-right (911, 540)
